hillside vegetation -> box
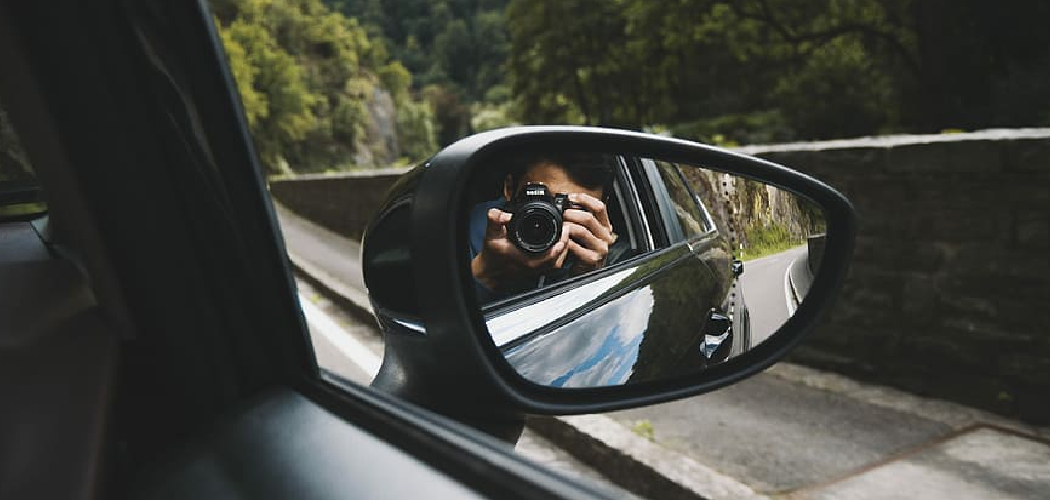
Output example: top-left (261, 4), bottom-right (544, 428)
top-left (209, 0), bottom-right (1050, 173)
top-left (211, 0), bottom-right (437, 174)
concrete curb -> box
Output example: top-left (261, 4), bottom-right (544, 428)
top-left (287, 250), bottom-right (377, 328)
top-left (287, 252), bottom-right (763, 500)
top-left (529, 415), bottom-right (766, 500)
top-left (288, 246), bottom-right (1050, 500)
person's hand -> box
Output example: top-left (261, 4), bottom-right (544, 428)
top-left (471, 208), bottom-right (570, 292)
top-left (562, 193), bottom-right (618, 275)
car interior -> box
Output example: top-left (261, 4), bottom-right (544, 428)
top-left (1, 2), bottom-right (859, 498)
top-left (0, 94), bottom-right (121, 499)
top-left (465, 154), bottom-right (649, 314)
top-left (2, 4), bottom-right (643, 498)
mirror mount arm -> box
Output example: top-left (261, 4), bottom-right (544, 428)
top-left (362, 126), bottom-right (856, 435)
top-left (370, 343), bottom-right (527, 443)
top-left (363, 147), bottom-right (531, 443)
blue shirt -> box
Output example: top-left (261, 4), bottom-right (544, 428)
top-left (469, 199), bottom-right (509, 304)
top-left (469, 198), bottom-right (506, 264)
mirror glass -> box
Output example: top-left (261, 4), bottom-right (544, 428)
top-left (465, 151), bottom-right (826, 388)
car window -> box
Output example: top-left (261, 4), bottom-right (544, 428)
top-left (475, 154), bottom-right (644, 317)
top-left (653, 160), bottom-right (710, 240)
top-left (0, 104), bottom-right (47, 220)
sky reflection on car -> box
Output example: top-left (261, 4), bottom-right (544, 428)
top-left (504, 287), bottom-right (655, 387)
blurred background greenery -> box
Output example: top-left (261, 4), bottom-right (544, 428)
top-left (205, 0), bottom-right (1050, 175)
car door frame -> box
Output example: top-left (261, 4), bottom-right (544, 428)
top-left (0, 2), bottom-right (627, 499)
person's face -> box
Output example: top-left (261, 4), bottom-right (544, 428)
top-left (503, 161), bottom-right (604, 201)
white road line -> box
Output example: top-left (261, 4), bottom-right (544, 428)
top-left (298, 293), bottom-right (381, 377)
top-left (783, 259), bottom-right (796, 317)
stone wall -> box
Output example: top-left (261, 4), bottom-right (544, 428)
top-left (738, 129), bottom-right (1050, 423)
top-left (269, 129), bottom-right (1050, 424)
top-left (269, 168), bottom-right (408, 241)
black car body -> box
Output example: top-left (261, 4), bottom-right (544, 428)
top-left (487, 156), bottom-right (751, 387)
top-left (365, 154), bottom-right (752, 389)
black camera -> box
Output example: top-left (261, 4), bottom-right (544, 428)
top-left (506, 183), bottom-right (582, 254)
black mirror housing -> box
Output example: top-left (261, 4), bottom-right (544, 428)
top-left (363, 126), bottom-right (855, 436)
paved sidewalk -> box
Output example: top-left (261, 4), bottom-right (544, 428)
top-left (275, 203), bottom-right (1050, 500)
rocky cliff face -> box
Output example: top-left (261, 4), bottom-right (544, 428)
top-left (353, 86), bottom-right (400, 168)
top-left (682, 167), bottom-right (821, 253)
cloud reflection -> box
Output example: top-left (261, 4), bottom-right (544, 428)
top-left (504, 287), bottom-right (656, 388)
top-left (485, 268), bottom-right (636, 347)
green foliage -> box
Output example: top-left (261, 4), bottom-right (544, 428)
top-left (422, 84), bottom-right (472, 146)
top-left (507, 0), bottom-right (662, 127)
top-left (220, 15), bottom-right (319, 172)
top-left (739, 222), bottom-right (803, 261)
top-left (378, 61), bottom-right (412, 103)
top-left (215, 0), bottom-right (1050, 166)
top-left (505, 0), bottom-right (1050, 140)
top-left (395, 98), bottom-right (438, 161)
top-left (471, 102), bottom-right (518, 133)
top-left (211, 0), bottom-right (436, 174)
top-left (330, 0), bottom-right (510, 100)
top-left (630, 420), bottom-right (655, 442)
top-left (328, 0), bottom-right (511, 145)
top-left (772, 35), bottom-right (898, 139)
top-left (670, 111), bottom-right (793, 146)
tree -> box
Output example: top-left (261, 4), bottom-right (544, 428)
top-left (507, 0), bottom-right (656, 127)
top-left (506, 0), bottom-right (1050, 140)
top-left (219, 16), bottom-right (318, 174)
top-left (213, 0), bottom-right (437, 173)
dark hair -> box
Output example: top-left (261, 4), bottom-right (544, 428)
top-left (507, 152), bottom-right (614, 197)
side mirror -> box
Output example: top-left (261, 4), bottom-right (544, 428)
top-left (362, 127), bottom-right (855, 440)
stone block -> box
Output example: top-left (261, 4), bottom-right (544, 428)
top-left (943, 242), bottom-right (1046, 277)
top-left (999, 170), bottom-right (1050, 194)
top-left (901, 273), bottom-right (939, 315)
top-left (918, 209), bottom-right (1007, 242)
top-left (815, 146), bottom-right (886, 173)
top-left (270, 173), bottom-right (403, 240)
top-left (850, 238), bottom-right (916, 265)
top-left (1014, 389), bottom-right (1050, 423)
top-left (1004, 138), bottom-right (1050, 172)
top-left (998, 353), bottom-right (1050, 387)
top-left (754, 151), bottom-right (814, 172)
top-left (885, 140), bottom-right (1003, 174)
top-left (1014, 209), bottom-right (1050, 248)
top-left (741, 131), bottom-right (1050, 423)
top-left (896, 335), bottom-right (987, 371)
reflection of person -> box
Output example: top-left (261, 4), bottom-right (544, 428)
top-left (469, 153), bottom-right (621, 303)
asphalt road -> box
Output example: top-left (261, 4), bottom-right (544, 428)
top-left (278, 202), bottom-right (1050, 500)
top-left (739, 245), bottom-right (809, 346)
top-left (275, 203), bottom-right (366, 292)
top-left (288, 230), bottom-right (638, 499)
top-left (611, 371), bottom-right (951, 493)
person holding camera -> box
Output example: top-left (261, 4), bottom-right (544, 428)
top-left (469, 153), bottom-right (622, 304)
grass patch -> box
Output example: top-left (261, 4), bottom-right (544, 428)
top-left (738, 223), bottom-right (805, 261)
top-left (630, 420), bottom-right (655, 442)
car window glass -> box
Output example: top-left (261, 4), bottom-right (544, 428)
top-left (0, 104), bottom-right (47, 220)
top-left (653, 160), bottom-right (709, 239)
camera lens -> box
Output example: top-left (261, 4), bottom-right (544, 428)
top-left (512, 205), bottom-right (561, 253)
